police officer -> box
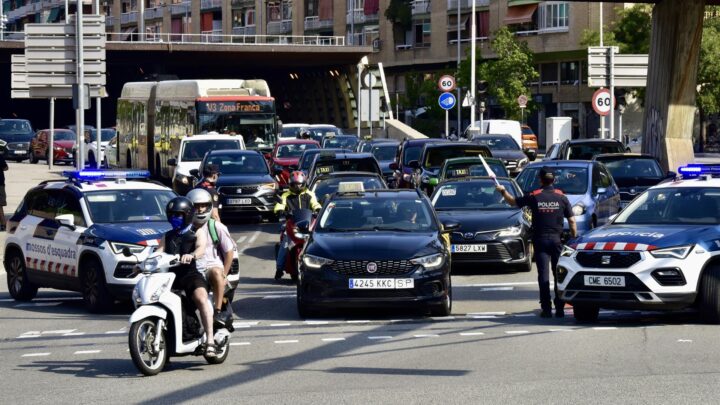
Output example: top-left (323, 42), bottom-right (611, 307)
top-left (495, 167), bottom-right (577, 318)
top-left (195, 163), bottom-right (221, 221)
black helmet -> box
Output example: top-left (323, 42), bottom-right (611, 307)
top-left (299, 130), bottom-right (312, 139)
top-left (166, 197), bottom-right (195, 230)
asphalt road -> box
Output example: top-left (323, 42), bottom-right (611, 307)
top-left (1, 162), bottom-right (720, 403)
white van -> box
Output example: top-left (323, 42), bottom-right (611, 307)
top-left (168, 133), bottom-right (246, 194)
top-left (465, 119), bottom-right (523, 150)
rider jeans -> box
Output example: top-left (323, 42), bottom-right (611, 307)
top-left (276, 232), bottom-right (288, 271)
top-left (534, 237), bottom-right (563, 311)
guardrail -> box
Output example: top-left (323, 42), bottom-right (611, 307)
top-left (345, 10), bottom-right (378, 25)
top-left (171, 1), bottom-right (191, 15)
top-left (267, 19), bottom-right (292, 35)
top-left (201, 0), bottom-right (223, 10)
top-left (304, 16), bottom-right (333, 30)
top-left (232, 25), bottom-right (256, 36)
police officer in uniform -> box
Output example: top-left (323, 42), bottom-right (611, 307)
top-left (496, 167), bottom-right (577, 318)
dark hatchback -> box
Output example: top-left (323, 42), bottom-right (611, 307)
top-left (370, 141), bottom-right (401, 187)
top-left (321, 134), bottom-right (360, 150)
top-left (410, 142), bottom-right (492, 195)
top-left (198, 150), bottom-right (278, 220)
top-left (295, 148), bottom-right (351, 175)
top-left (431, 177), bottom-right (532, 272)
top-left (0, 119), bottom-right (34, 161)
top-left (393, 138), bottom-right (449, 189)
top-left (471, 134), bottom-right (532, 176)
top-left (296, 188), bottom-right (456, 317)
top-left (594, 153), bottom-right (675, 209)
top-left (307, 151), bottom-right (383, 183)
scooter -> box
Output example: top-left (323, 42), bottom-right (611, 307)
top-left (275, 209), bottom-right (314, 283)
top-left (126, 251), bottom-right (234, 376)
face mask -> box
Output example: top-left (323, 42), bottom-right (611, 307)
top-left (170, 216), bottom-right (185, 230)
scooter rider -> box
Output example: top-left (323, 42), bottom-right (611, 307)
top-left (273, 171), bottom-right (321, 280)
top-left (156, 196), bottom-right (217, 357)
top-left (187, 188), bottom-right (236, 326)
top-left (495, 167), bottom-right (577, 318)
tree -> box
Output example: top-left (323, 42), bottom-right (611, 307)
top-left (457, 27), bottom-right (539, 121)
top-left (696, 9), bottom-right (720, 150)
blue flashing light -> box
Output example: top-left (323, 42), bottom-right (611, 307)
top-left (62, 170), bottom-right (151, 181)
top-left (677, 164), bottom-right (720, 178)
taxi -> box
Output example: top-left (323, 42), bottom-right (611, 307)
top-left (296, 182), bottom-right (457, 318)
top-left (557, 164), bottom-right (720, 323)
top-left (5, 171), bottom-right (177, 312)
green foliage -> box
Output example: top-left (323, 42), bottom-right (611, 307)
top-left (698, 9), bottom-right (720, 114)
top-left (384, 0), bottom-right (412, 31)
top-left (579, 28), bottom-right (616, 48)
top-left (612, 5), bottom-right (653, 54)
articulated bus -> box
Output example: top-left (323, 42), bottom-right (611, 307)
top-left (116, 79), bottom-right (279, 181)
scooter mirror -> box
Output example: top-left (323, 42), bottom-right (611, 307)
top-left (296, 219), bottom-right (311, 234)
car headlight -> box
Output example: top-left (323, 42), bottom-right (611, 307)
top-left (150, 279), bottom-right (171, 302)
top-left (143, 257), bottom-right (160, 272)
top-left (497, 226), bottom-right (522, 237)
top-left (54, 146), bottom-right (63, 151)
top-left (109, 241), bottom-right (146, 255)
top-left (302, 254), bottom-right (334, 269)
top-left (259, 182), bottom-right (277, 191)
top-left (560, 245), bottom-right (576, 257)
top-left (649, 245), bottom-right (693, 259)
top-left (410, 253), bottom-right (446, 271)
top-left (572, 204), bottom-right (586, 216)
top-left (517, 158), bottom-right (528, 167)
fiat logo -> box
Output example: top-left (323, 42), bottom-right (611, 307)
top-left (366, 262), bottom-right (378, 274)
top-left (463, 232), bottom-right (475, 240)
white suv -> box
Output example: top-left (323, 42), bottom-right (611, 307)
top-left (168, 133), bottom-right (245, 195)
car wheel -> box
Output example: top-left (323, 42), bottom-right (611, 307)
top-left (296, 282), bottom-right (318, 319)
top-left (80, 257), bottom-right (113, 313)
top-left (5, 250), bottom-right (38, 301)
top-left (572, 304), bottom-right (599, 323)
top-left (699, 264), bottom-right (720, 323)
top-left (430, 277), bottom-right (452, 316)
top-left (518, 243), bottom-right (533, 272)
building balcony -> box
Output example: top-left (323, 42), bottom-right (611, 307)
top-left (201, 29), bottom-right (223, 42)
top-left (171, 1), bottom-right (191, 15)
top-left (411, 0), bottom-right (431, 15)
top-left (447, 0), bottom-right (489, 10)
top-left (232, 25), bottom-right (256, 36)
top-left (121, 11), bottom-right (138, 24)
top-left (346, 9), bottom-right (378, 25)
top-left (106, 15), bottom-right (116, 26)
top-left (267, 19), bottom-right (292, 35)
top-left (201, 0), bottom-right (222, 10)
top-left (144, 7), bottom-right (163, 20)
top-left (304, 16), bottom-right (333, 31)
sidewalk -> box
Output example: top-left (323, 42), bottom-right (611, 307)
top-left (0, 161), bottom-right (64, 272)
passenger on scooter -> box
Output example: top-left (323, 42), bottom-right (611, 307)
top-left (273, 171), bottom-right (321, 281)
top-left (187, 188), bottom-right (236, 327)
top-left (156, 196), bottom-right (217, 358)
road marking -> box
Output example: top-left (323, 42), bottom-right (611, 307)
top-left (262, 295), bottom-right (295, 299)
top-left (17, 334), bottom-right (41, 339)
top-left (514, 314), bottom-right (536, 318)
top-left (304, 320), bottom-right (330, 325)
top-left (1, 296), bottom-right (82, 302)
top-left (238, 231), bottom-right (261, 254)
top-left (368, 336), bottom-right (393, 340)
top-left (346, 320), bottom-right (370, 324)
top-left (505, 330), bottom-right (529, 335)
top-left (104, 328), bottom-right (126, 334)
top-left (469, 315), bottom-right (498, 319)
top-left (274, 340), bottom-right (299, 344)
top-left (459, 332), bottom-right (485, 336)
top-left (592, 327), bottom-right (618, 331)
top-left (321, 337), bottom-right (346, 342)
top-left (42, 329), bottom-right (76, 334)
top-left (677, 339), bottom-right (693, 343)
top-left (236, 236), bottom-right (247, 244)
top-left (22, 352), bottom-right (50, 357)
top-left (468, 311), bottom-right (507, 316)
top-left (232, 321), bottom-right (259, 328)
top-left (230, 342), bottom-right (251, 346)
top-left (430, 316), bottom-right (455, 321)
top-left (15, 302), bottom-right (62, 307)
top-left (455, 282), bottom-right (535, 288)
top-left (479, 287), bottom-right (514, 292)
top-left (74, 350), bottom-right (101, 355)
top-left (270, 323), bottom-right (291, 327)
top-left (413, 334), bottom-right (439, 338)
top-left (63, 332), bottom-right (86, 336)
top-left (549, 328), bottom-right (574, 332)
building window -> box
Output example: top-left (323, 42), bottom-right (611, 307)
top-left (560, 61), bottom-right (579, 85)
top-left (414, 20), bottom-right (431, 48)
top-left (541, 62), bottom-right (558, 86)
top-left (538, 2), bottom-right (569, 31)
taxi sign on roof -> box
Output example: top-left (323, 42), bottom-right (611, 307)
top-left (337, 182), bottom-right (365, 194)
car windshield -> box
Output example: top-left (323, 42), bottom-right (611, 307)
top-left (444, 162), bottom-right (508, 179)
top-left (85, 189), bottom-right (176, 223)
top-left (433, 179), bottom-right (517, 210)
top-left (53, 131), bottom-right (76, 141)
top-left (85, 129), bottom-right (116, 142)
top-left (318, 196), bottom-right (437, 232)
top-left (0, 120), bottom-right (33, 139)
top-left (521, 166), bottom-right (589, 195)
top-left (372, 144), bottom-right (398, 161)
top-left (424, 147), bottom-right (491, 169)
top-left (206, 153), bottom-right (268, 175)
top-left (276, 143), bottom-right (319, 158)
top-left (310, 127), bottom-right (342, 138)
top-left (402, 144), bottom-right (424, 165)
top-left (473, 136), bottom-right (521, 150)
top-left (323, 136), bottom-right (359, 149)
top-left (181, 140), bottom-right (242, 162)
top-left (600, 158), bottom-right (663, 179)
top-left (299, 150), bottom-right (321, 171)
top-left (313, 158), bottom-right (379, 176)
top-left (313, 176), bottom-right (385, 201)
top-left (281, 126), bottom-right (305, 138)
top-left (568, 143), bottom-right (625, 160)
top-left (615, 187), bottom-right (720, 225)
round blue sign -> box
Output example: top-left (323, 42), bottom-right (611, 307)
top-left (438, 92), bottom-right (456, 110)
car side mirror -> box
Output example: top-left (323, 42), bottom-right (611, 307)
top-left (389, 162), bottom-right (399, 171)
top-left (666, 170), bottom-right (677, 179)
top-left (167, 158), bottom-right (177, 166)
top-left (525, 149), bottom-right (537, 161)
top-left (408, 160), bottom-right (420, 170)
top-left (55, 214), bottom-right (75, 230)
top-left (441, 220), bottom-right (460, 233)
top-left (189, 169), bottom-right (200, 178)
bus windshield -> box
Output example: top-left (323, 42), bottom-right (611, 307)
top-left (197, 100), bottom-right (277, 148)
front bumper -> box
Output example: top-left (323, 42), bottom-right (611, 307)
top-left (298, 262), bottom-right (450, 309)
top-left (219, 189), bottom-right (277, 216)
top-left (449, 237), bottom-right (530, 267)
top-left (557, 247), bottom-right (707, 310)
top-left (4, 149), bottom-right (29, 160)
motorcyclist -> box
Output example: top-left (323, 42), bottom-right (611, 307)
top-left (187, 189), bottom-right (236, 327)
top-left (298, 129), bottom-right (312, 140)
top-left (273, 171), bottom-right (322, 281)
top-left (156, 196), bottom-right (217, 357)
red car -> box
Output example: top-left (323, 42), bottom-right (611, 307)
top-left (30, 129), bottom-right (77, 164)
top-left (267, 139), bottom-right (320, 187)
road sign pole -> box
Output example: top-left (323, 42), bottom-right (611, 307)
top-left (76, 0), bottom-right (85, 170)
top-left (446, 110), bottom-right (449, 140)
top-left (470, 0), bottom-right (477, 130)
top-left (609, 48), bottom-right (615, 141)
top-left (357, 64), bottom-right (361, 137)
top-left (96, 97), bottom-right (101, 168)
top-left (49, 97), bottom-right (55, 170)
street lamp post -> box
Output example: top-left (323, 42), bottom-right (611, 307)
top-left (456, 0), bottom-right (461, 136)
top-left (469, 0), bottom-right (477, 130)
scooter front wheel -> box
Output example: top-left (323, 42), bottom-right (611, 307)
top-left (129, 317), bottom-right (168, 376)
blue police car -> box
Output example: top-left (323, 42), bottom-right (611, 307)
top-left (4, 170), bottom-right (177, 312)
top-left (557, 164), bottom-right (720, 323)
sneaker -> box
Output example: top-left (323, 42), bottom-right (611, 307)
top-left (539, 309), bottom-right (552, 318)
top-left (205, 343), bottom-right (217, 358)
top-left (213, 309), bottom-right (226, 327)
top-left (274, 269), bottom-right (284, 281)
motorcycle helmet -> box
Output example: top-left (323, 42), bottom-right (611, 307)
top-left (166, 196), bottom-right (195, 230)
top-left (299, 130), bottom-right (312, 140)
top-left (288, 171), bottom-right (307, 194)
top-left (186, 188), bottom-right (213, 226)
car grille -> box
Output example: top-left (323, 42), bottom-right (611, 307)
top-left (113, 262), bottom-right (137, 279)
top-left (452, 244), bottom-right (512, 261)
top-left (330, 260), bottom-right (415, 276)
top-left (219, 185), bottom-right (260, 195)
top-left (7, 142), bottom-right (28, 150)
top-left (573, 291), bottom-right (641, 302)
top-left (575, 252), bottom-right (641, 268)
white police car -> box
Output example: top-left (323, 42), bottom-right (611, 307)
top-left (4, 170), bottom-right (177, 312)
top-left (558, 164), bottom-right (720, 323)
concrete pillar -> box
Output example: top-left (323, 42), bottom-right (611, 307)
top-left (112, 0), bottom-right (122, 40)
top-left (292, 0), bottom-right (304, 37)
top-left (162, 1), bottom-right (171, 36)
top-left (333, 0), bottom-right (346, 38)
top-left (191, 0), bottom-right (201, 35)
top-left (641, 0), bottom-right (704, 171)
top-left (430, 0), bottom-right (445, 52)
top-left (223, 0), bottom-right (232, 40)
top-left (256, 0), bottom-right (265, 36)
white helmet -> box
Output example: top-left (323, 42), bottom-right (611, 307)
top-left (186, 188), bottom-right (213, 225)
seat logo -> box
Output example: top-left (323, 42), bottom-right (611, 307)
top-left (366, 262), bottom-right (378, 274)
top-left (236, 188), bottom-right (243, 194)
top-left (601, 255), bottom-right (611, 265)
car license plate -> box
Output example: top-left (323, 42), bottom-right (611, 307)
top-left (13, 150), bottom-right (24, 154)
top-left (348, 278), bottom-right (414, 289)
top-left (451, 244), bottom-right (487, 253)
top-left (227, 198), bottom-right (252, 205)
top-left (584, 275), bottom-right (626, 287)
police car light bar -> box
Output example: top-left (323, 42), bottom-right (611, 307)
top-left (677, 164), bottom-right (720, 178)
top-left (62, 170), bottom-right (151, 181)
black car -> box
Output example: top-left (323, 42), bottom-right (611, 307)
top-left (309, 171), bottom-right (386, 204)
top-left (409, 142), bottom-right (492, 195)
top-left (297, 186), bottom-right (457, 317)
top-left (357, 138), bottom-right (397, 153)
top-left (546, 139), bottom-right (627, 160)
top-left (321, 134), bottom-right (360, 150)
top-left (594, 153), bottom-right (676, 209)
top-left (307, 151), bottom-right (383, 183)
top-left (370, 140), bottom-right (400, 186)
top-left (471, 134), bottom-right (532, 176)
top-left (431, 177), bottom-right (532, 272)
top-left (197, 150), bottom-right (278, 220)
top-left (0, 119), bottom-right (34, 161)
top-left (295, 148), bottom-right (351, 175)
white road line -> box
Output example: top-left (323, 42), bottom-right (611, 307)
top-left (262, 295), bottom-right (296, 299)
top-left (413, 334), bottom-right (439, 338)
top-left (104, 329), bottom-right (126, 334)
top-left (230, 342), bottom-right (251, 346)
top-left (232, 322), bottom-right (259, 328)
top-left (469, 315), bottom-right (498, 319)
top-left (270, 323), bottom-right (291, 327)
top-left (514, 314), bottom-right (536, 318)
top-left (505, 330), bottom-right (529, 335)
top-left (274, 340), bottom-right (299, 344)
top-left (74, 350), bottom-right (101, 355)
top-left (15, 302), bottom-right (62, 307)
top-left (42, 329), bottom-right (76, 335)
top-left (468, 311), bottom-right (507, 316)
top-left (592, 327), bottom-right (618, 331)
top-left (430, 316), bottom-right (455, 321)
top-left (479, 287), bottom-right (515, 292)
top-left (304, 320), bottom-right (330, 325)
top-left (346, 320), bottom-right (370, 324)
top-left (459, 332), bottom-right (485, 336)
top-left (1, 297), bottom-right (82, 302)
top-left (549, 328), bottom-right (574, 332)
top-left (22, 353), bottom-right (50, 357)
top-left (236, 236), bottom-right (247, 244)
top-left (677, 339), bottom-right (693, 343)
top-left (321, 337), bottom-right (346, 342)
top-left (455, 282), bottom-right (535, 288)
top-left (248, 231), bottom-right (261, 245)
top-left (17, 334), bottom-right (41, 339)
top-left (368, 336), bottom-right (393, 340)
top-left (63, 332), bottom-right (86, 336)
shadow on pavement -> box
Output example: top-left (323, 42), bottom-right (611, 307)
top-left (18, 358), bottom-right (141, 379)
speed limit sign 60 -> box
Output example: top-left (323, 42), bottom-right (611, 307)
top-left (592, 88), bottom-right (614, 116)
top-left (438, 75), bottom-right (456, 92)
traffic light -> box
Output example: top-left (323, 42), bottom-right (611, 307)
top-left (477, 80), bottom-right (489, 100)
top-left (379, 96), bottom-right (388, 113)
top-left (615, 89), bottom-right (627, 110)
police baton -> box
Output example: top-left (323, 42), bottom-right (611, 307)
top-left (478, 154), bottom-right (501, 187)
